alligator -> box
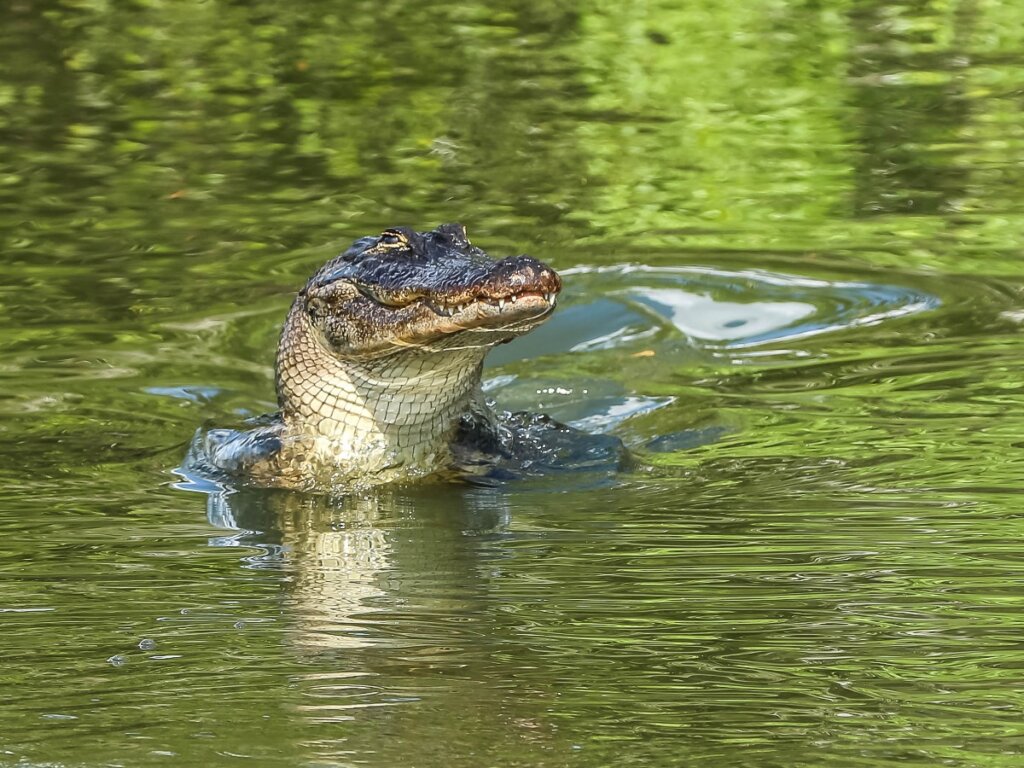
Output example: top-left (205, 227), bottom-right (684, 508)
top-left (187, 223), bottom-right (623, 490)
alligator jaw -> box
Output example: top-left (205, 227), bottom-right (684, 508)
top-left (350, 255), bottom-right (562, 332)
top-left (331, 249), bottom-right (562, 349)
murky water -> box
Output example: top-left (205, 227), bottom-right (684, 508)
top-left (3, 1), bottom-right (1024, 766)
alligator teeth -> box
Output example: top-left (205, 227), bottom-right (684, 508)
top-left (509, 294), bottom-right (518, 303)
top-left (497, 298), bottom-right (506, 310)
top-left (545, 293), bottom-right (556, 305)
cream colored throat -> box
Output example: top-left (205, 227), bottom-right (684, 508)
top-left (276, 331), bottom-right (487, 474)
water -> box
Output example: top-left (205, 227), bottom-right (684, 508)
top-left (3, 1), bottom-right (1024, 765)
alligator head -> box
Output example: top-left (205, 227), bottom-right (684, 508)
top-left (293, 222), bottom-right (561, 357)
top-left (274, 223), bottom-right (562, 464)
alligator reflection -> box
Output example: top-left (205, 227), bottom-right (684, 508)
top-left (196, 482), bottom-right (573, 758)
top-left (204, 484), bottom-right (511, 652)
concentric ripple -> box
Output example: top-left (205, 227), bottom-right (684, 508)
top-left (560, 264), bottom-right (939, 349)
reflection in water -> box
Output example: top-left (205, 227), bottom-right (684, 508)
top-left (847, 1), bottom-right (972, 216)
top-left (639, 287), bottom-right (816, 341)
top-left (209, 490), bottom-right (392, 651)
top-left (189, 481), bottom-right (578, 762)
top-left (202, 485), bottom-right (510, 653)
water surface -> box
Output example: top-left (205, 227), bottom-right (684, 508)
top-left (3, 1), bottom-right (1024, 766)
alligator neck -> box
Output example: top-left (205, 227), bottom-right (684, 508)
top-left (275, 312), bottom-right (487, 476)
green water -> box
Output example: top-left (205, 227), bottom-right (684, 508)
top-left (3, 0), bottom-right (1024, 765)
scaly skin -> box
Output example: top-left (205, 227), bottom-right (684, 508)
top-left (196, 223), bottom-right (561, 490)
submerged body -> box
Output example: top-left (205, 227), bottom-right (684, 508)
top-left (188, 223), bottom-right (614, 490)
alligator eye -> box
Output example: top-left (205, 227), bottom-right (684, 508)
top-left (379, 230), bottom-right (408, 247)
